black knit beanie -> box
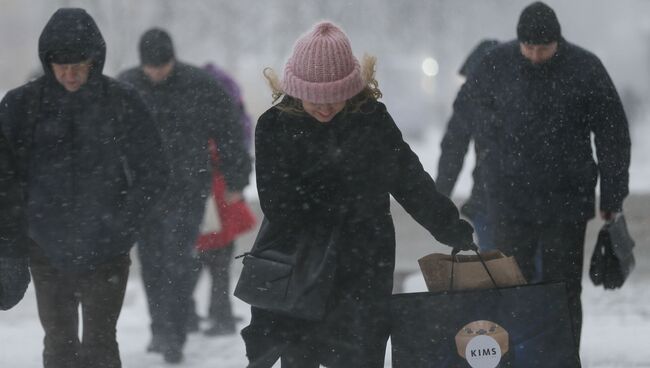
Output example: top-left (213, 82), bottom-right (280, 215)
top-left (517, 2), bottom-right (561, 44)
top-left (139, 28), bottom-right (175, 66)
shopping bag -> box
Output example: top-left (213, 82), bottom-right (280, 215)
top-left (589, 214), bottom-right (635, 289)
top-left (196, 164), bottom-right (257, 251)
top-left (196, 138), bottom-right (257, 250)
top-left (390, 282), bottom-right (581, 368)
top-left (199, 194), bottom-right (221, 234)
top-left (418, 250), bottom-right (526, 292)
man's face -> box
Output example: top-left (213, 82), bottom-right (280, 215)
top-left (519, 42), bottom-right (558, 64)
top-left (51, 61), bottom-right (92, 92)
top-left (301, 100), bottom-right (346, 123)
top-left (142, 60), bottom-right (175, 84)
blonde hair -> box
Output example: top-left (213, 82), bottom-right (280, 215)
top-left (263, 54), bottom-right (382, 114)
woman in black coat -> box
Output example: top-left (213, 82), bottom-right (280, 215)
top-left (241, 21), bottom-right (474, 368)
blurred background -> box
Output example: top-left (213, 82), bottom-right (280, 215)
top-left (2, 0), bottom-right (650, 140)
top-left (2, 3), bottom-right (650, 366)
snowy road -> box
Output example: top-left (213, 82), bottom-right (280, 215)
top-left (1, 194), bottom-right (649, 367)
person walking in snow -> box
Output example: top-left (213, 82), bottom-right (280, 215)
top-left (241, 21), bottom-right (475, 368)
top-left (0, 8), bottom-right (168, 368)
top-left (187, 62), bottom-right (257, 337)
top-left (118, 29), bottom-right (251, 363)
top-left (436, 39), bottom-right (499, 251)
top-left (456, 1), bottom-right (630, 346)
top-left (0, 132), bottom-right (31, 312)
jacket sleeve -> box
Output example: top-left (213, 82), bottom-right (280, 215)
top-left (379, 106), bottom-right (474, 248)
top-left (586, 58), bottom-right (630, 212)
top-left (0, 131), bottom-right (29, 258)
top-left (255, 111), bottom-right (341, 226)
top-left (119, 89), bottom-right (170, 228)
top-left (436, 95), bottom-right (474, 197)
top-left (204, 81), bottom-right (252, 192)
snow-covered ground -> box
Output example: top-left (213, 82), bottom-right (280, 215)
top-left (3, 258), bottom-right (650, 367)
top-left (1, 121), bottom-right (649, 367)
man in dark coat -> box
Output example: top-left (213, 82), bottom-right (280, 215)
top-left (0, 132), bottom-right (30, 311)
top-left (456, 1), bottom-right (630, 346)
top-left (118, 29), bottom-right (251, 363)
top-left (436, 39), bottom-right (499, 250)
top-left (0, 8), bottom-right (168, 368)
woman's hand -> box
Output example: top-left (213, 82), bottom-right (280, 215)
top-left (439, 219), bottom-right (476, 251)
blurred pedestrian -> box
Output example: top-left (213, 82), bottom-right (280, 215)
top-left (203, 62), bottom-right (254, 150)
top-left (241, 21), bottom-right (475, 368)
top-left (436, 39), bottom-right (499, 251)
top-left (0, 8), bottom-right (168, 368)
top-left (190, 138), bottom-right (256, 336)
top-left (187, 63), bottom-right (257, 337)
top-left (456, 1), bottom-right (630, 346)
top-left (118, 29), bottom-right (251, 363)
top-left (0, 132), bottom-right (30, 311)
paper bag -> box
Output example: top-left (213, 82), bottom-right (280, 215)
top-left (199, 194), bottom-right (222, 234)
top-left (418, 250), bottom-right (526, 292)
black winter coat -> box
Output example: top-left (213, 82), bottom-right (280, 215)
top-left (457, 39), bottom-right (630, 222)
top-left (118, 63), bottom-right (251, 203)
top-left (250, 99), bottom-right (472, 364)
top-left (0, 9), bottom-right (168, 272)
top-left (436, 40), bottom-right (498, 219)
top-left (256, 98), bottom-right (470, 302)
top-left (0, 132), bottom-right (29, 258)
top-left (436, 106), bottom-right (491, 219)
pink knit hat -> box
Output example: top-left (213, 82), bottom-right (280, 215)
top-left (282, 21), bottom-right (365, 104)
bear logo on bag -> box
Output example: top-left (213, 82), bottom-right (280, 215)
top-left (455, 320), bottom-right (509, 368)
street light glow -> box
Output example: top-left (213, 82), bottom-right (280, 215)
top-left (422, 57), bottom-right (439, 77)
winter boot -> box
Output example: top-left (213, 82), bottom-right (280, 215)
top-left (146, 334), bottom-right (164, 353)
top-left (203, 318), bottom-right (236, 336)
top-left (163, 344), bottom-right (184, 364)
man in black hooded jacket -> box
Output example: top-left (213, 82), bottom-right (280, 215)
top-left (119, 29), bottom-right (251, 363)
top-left (456, 1), bottom-right (630, 346)
top-left (0, 8), bottom-right (168, 368)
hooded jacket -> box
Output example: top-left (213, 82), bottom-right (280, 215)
top-left (0, 8), bottom-right (169, 272)
top-left (0, 132), bottom-right (28, 258)
top-left (456, 39), bottom-right (630, 222)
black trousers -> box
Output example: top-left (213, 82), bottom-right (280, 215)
top-left (29, 245), bottom-right (130, 368)
top-left (189, 243), bottom-right (235, 326)
top-left (493, 219), bottom-right (587, 347)
top-left (137, 195), bottom-right (205, 352)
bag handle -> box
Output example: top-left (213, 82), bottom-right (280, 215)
top-left (448, 245), bottom-right (500, 292)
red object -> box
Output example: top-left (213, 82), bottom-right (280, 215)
top-left (196, 140), bottom-right (256, 251)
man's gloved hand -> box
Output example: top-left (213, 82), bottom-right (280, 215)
top-left (0, 256), bottom-right (30, 311)
top-left (442, 219), bottom-right (477, 252)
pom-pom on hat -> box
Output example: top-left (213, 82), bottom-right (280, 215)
top-left (282, 21), bottom-right (365, 104)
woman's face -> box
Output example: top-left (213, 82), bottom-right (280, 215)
top-left (301, 100), bottom-right (346, 123)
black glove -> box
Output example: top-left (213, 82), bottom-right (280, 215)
top-left (0, 256), bottom-right (30, 311)
top-left (440, 219), bottom-right (476, 251)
